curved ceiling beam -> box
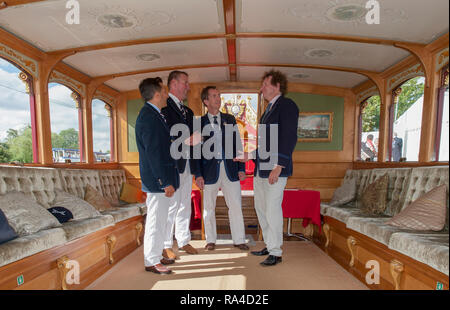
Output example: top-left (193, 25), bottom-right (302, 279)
top-left (48, 32), bottom-right (421, 57)
top-left (94, 63), bottom-right (230, 82)
top-left (0, 0), bottom-right (45, 9)
top-left (92, 62), bottom-right (379, 86)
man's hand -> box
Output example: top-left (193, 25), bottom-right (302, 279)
top-left (195, 176), bottom-right (205, 190)
top-left (164, 185), bottom-right (175, 197)
top-left (238, 171), bottom-right (246, 181)
top-left (268, 165), bottom-right (282, 185)
top-left (184, 131), bottom-right (202, 146)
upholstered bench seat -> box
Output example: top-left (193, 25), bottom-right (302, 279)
top-left (102, 206), bottom-right (141, 223)
top-left (324, 203), bottom-right (368, 224)
top-left (62, 215), bottom-right (115, 241)
top-left (124, 202), bottom-right (147, 216)
top-left (346, 216), bottom-right (405, 246)
top-left (388, 231), bottom-right (449, 276)
top-left (0, 228), bottom-right (67, 268)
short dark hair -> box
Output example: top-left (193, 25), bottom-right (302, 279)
top-left (167, 70), bottom-right (188, 88)
top-left (367, 134), bottom-right (374, 140)
top-left (139, 77), bottom-right (162, 102)
top-left (262, 69), bottom-right (288, 95)
top-left (200, 86), bottom-right (217, 104)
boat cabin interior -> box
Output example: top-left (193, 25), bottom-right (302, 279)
top-left (0, 0), bottom-right (448, 293)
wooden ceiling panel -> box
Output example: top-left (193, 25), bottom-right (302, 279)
top-left (0, 0), bottom-right (225, 51)
top-left (237, 0), bottom-right (449, 44)
top-left (237, 38), bottom-right (410, 72)
top-left (105, 66), bottom-right (229, 92)
top-left (238, 66), bottom-right (367, 88)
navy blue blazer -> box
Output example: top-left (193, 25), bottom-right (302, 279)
top-left (161, 97), bottom-right (195, 174)
top-left (193, 112), bottom-right (245, 185)
top-left (254, 95), bottom-right (299, 178)
top-left (135, 103), bottom-right (179, 193)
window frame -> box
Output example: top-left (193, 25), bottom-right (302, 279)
top-left (0, 56), bottom-right (38, 163)
top-left (434, 65), bottom-right (449, 162)
top-left (91, 98), bottom-right (115, 163)
top-left (48, 82), bottom-right (84, 163)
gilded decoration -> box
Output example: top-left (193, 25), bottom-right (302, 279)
top-left (0, 42), bottom-right (38, 78)
top-left (356, 85), bottom-right (379, 104)
top-left (18, 72), bottom-right (30, 94)
top-left (93, 90), bottom-right (116, 107)
top-left (388, 63), bottom-right (424, 91)
top-left (435, 47), bottom-right (449, 72)
top-left (49, 70), bottom-right (86, 98)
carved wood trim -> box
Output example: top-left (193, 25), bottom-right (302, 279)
top-left (390, 259), bottom-right (404, 290)
top-left (106, 235), bottom-right (117, 264)
top-left (323, 223), bottom-right (330, 248)
top-left (347, 236), bottom-right (358, 267)
top-left (135, 222), bottom-right (143, 246)
top-left (56, 256), bottom-right (70, 290)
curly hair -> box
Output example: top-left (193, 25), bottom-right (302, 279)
top-left (262, 69), bottom-right (288, 95)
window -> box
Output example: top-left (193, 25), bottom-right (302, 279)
top-left (359, 95), bottom-right (380, 161)
top-left (48, 83), bottom-right (84, 163)
top-left (389, 77), bottom-right (425, 162)
top-left (435, 65), bottom-right (449, 161)
top-left (92, 99), bottom-right (113, 162)
top-left (0, 57), bottom-right (36, 164)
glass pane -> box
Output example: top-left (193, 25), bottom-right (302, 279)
top-left (92, 99), bottom-right (111, 162)
top-left (392, 77), bottom-right (425, 162)
top-left (361, 96), bottom-right (380, 161)
top-left (0, 58), bottom-right (33, 164)
top-left (439, 87), bottom-right (449, 161)
top-left (49, 83), bottom-right (81, 163)
top-left (220, 93), bottom-right (259, 153)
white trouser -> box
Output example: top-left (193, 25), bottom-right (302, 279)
top-left (253, 174), bottom-right (287, 257)
top-left (203, 161), bottom-right (246, 245)
top-left (143, 192), bottom-right (177, 267)
top-left (164, 163), bottom-right (192, 249)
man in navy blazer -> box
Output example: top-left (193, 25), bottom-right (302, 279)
top-left (135, 77), bottom-right (179, 275)
top-left (194, 86), bottom-right (249, 251)
top-left (247, 70), bottom-right (299, 266)
top-left (161, 71), bottom-right (198, 259)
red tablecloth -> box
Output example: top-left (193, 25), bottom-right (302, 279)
top-left (282, 189), bottom-right (321, 233)
top-left (190, 190), bottom-right (202, 230)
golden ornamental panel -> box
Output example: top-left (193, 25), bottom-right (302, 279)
top-left (0, 42), bottom-right (38, 78)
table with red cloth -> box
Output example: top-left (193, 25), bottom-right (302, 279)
top-left (281, 189), bottom-right (321, 233)
top-left (190, 190), bottom-right (202, 230)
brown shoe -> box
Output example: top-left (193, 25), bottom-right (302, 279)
top-left (160, 258), bottom-right (175, 265)
top-left (163, 248), bottom-right (178, 260)
top-left (205, 243), bottom-right (216, 251)
top-left (234, 243), bottom-right (249, 250)
top-left (145, 264), bottom-right (172, 274)
top-left (180, 244), bottom-right (198, 254)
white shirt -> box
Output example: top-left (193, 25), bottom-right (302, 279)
top-left (169, 93), bottom-right (183, 110)
top-left (267, 94), bottom-right (281, 111)
top-left (207, 112), bottom-right (221, 129)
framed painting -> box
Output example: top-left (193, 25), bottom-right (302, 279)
top-left (297, 112), bottom-right (333, 142)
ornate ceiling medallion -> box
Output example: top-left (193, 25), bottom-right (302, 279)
top-left (291, 73), bottom-right (310, 79)
top-left (87, 5), bottom-right (173, 33)
top-left (97, 13), bottom-right (137, 29)
top-left (326, 3), bottom-right (366, 22)
top-left (137, 53), bottom-right (161, 62)
top-left (304, 48), bottom-right (335, 59)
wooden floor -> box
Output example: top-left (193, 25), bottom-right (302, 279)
top-left (86, 240), bottom-right (368, 290)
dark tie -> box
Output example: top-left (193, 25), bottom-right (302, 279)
top-left (180, 104), bottom-right (187, 120)
top-left (159, 112), bottom-right (167, 124)
top-left (262, 103), bottom-right (273, 122)
top-left (213, 116), bottom-right (218, 125)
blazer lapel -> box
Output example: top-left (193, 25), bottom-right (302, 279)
top-left (147, 104), bottom-right (169, 132)
top-left (261, 96), bottom-right (282, 123)
top-left (168, 97), bottom-right (186, 122)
